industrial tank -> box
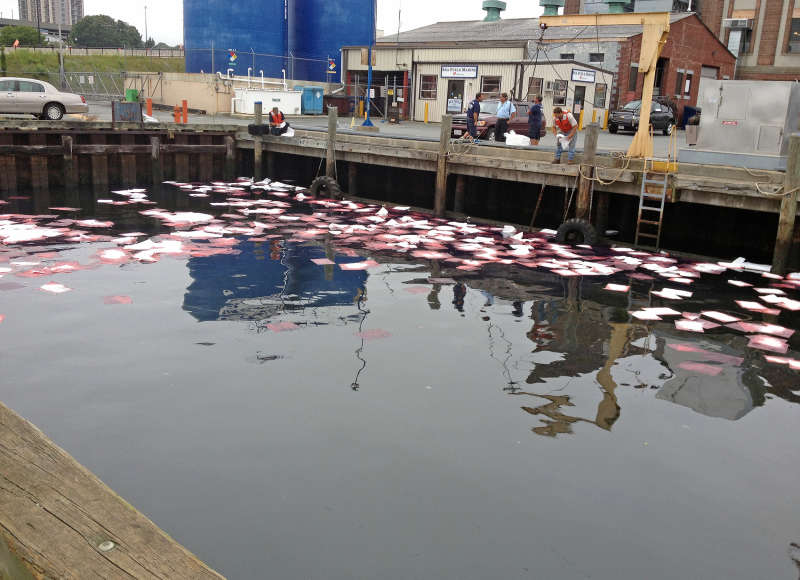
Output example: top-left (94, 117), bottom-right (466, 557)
top-left (288, 0), bottom-right (376, 82)
top-left (184, 0), bottom-right (289, 78)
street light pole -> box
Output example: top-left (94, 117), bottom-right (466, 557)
top-left (361, 0), bottom-right (376, 127)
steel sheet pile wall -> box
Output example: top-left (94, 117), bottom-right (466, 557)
top-left (184, 0), bottom-right (289, 78)
top-left (185, 0), bottom-right (375, 82)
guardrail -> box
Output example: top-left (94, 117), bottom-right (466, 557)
top-left (2, 46), bottom-right (184, 58)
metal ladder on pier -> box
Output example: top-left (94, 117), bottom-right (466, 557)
top-left (635, 164), bottom-right (669, 248)
top-left (635, 129), bottom-right (678, 249)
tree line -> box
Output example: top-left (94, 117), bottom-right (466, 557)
top-left (0, 15), bottom-right (179, 49)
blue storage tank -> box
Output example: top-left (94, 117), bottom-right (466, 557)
top-left (288, 0), bottom-right (376, 83)
top-left (184, 0), bottom-right (289, 79)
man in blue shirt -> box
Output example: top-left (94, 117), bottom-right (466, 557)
top-left (495, 92), bottom-right (516, 143)
top-left (465, 93), bottom-right (483, 140)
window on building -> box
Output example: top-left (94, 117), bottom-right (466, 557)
top-left (790, 19), bottom-right (800, 52)
top-left (742, 28), bottom-right (753, 53)
top-left (594, 83), bottom-right (607, 108)
top-left (419, 75), bottom-right (437, 100)
top-left (628, 65), bottom-right (638, 92)
top-left (589, 53), bottom-right (604, 62)
top-left (553, 79), bottom-right (568, 106)
top-left (526, 77), bottom-right (543, 101)
top-left (683, 72), bottom-right (693, 98)
top-left (481, 76), bottom-right (501, 95)
top-left (674, 71), bottom-right (684, 98)
top-left (560, 53), bottom-right (575, 60)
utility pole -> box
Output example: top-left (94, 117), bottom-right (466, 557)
top-left (362, 0), bottom-right (375, 127)
top-left (144, 4), bottom-right (149, 56)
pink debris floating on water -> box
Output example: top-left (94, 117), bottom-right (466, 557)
top-left (604, 283), bottom-right (630, 292)
top-left (356, 329), bottom-right (392, 340)
top-left (40, 282), bottom-right (71, 294)
top-left (267, 322), bottom-right (299, 332)
top-left (103, 295), bottom-right (132, 305)
top-left (310, 258), bottom-right (335, 266)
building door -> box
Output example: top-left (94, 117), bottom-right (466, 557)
top-left (447, 80), bottom-right (465, 113)
top-left (573, 85), bottom-right (586, 115)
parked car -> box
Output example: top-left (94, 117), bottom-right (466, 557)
top-left (608, 99), bottom-right (675, 136)
top-left (0, 77), bottom-right (88, 120)
top-left (451, 99), bottom-right (539, 141)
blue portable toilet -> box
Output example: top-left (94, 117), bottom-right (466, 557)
top-left (301, 86), bottom-right (324, 115)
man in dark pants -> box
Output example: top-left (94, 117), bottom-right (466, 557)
top-left (465, 93), bottom-right (483, 141)
top-left (269, 107), bottom-right (289, 136)
top-left (494, 92), bottom-right (516, 143)
top-left (528, 95), bottom-right (544, 146)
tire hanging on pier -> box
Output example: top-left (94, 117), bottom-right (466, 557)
top-left (555, 218), bottom-right (598, 245)
top-left (309, 176), bottom-right (343, 199)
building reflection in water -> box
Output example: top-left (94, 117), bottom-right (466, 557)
top-left (182, 240), bottom-right (368, 323)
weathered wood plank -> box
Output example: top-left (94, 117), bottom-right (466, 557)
top-left (0, 145), bottom-right (227, 155)
top-left (0, 401), bottom-right (224, 579)
top-left (197, 135), bottom-right (214, 183)
top-left (120, 134), bottom-right (137, 188)
top-left (28, 134), bottom-right (49, 195)
top-left (174, 134), bottom-right (190, 182)
top-left (90, 134), bottom-right (109, 190)
top-left (0, 134), bottom-right (18, 195)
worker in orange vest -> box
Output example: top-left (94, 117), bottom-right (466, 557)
top-left (551, 107), bottom-right (578, 164)
top-left (269, 107), bottom-right (289, 136)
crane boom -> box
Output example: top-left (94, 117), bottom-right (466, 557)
top-left (539, 12), bottom-right (671, 158)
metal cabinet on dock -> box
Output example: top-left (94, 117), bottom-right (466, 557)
top-left (294, 86), bottom-right (324, 115)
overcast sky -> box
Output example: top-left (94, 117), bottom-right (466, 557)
top-left (0, 0), bottom-right (543, 45)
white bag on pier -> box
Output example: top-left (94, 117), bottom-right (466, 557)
top-left (504, 131), bottom-right (529, 147)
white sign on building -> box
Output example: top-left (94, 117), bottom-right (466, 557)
top-left (441, 65), bottom-right (478, 79)
top-left (571, 69), bottom-right (597, 83)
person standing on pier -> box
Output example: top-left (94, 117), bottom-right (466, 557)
top-left (495, 93), bottom-right (516, 143)
top-left (528, 95), bottom-right (544, 146)
top-left (551, 107), bottom-right (577, 164)
top-left (465, 93), bottom-right (483, 141)
top-left (269, 107), bottom-right (289, 136)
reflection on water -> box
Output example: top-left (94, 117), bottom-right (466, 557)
top-left (2, 184), bottom-right (799, 579)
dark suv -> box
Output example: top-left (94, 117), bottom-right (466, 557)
top-left (450, 99), bottom-right (537, 140)
top-left (608, 100), bottom-right (675, 136)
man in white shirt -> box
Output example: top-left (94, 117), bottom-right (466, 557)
top-left (495, 93), bottom-right (516, 143)
top-left (551, 107), bottom-right (578, 164)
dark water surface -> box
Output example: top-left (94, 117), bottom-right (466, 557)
top-left (1, 184), bottom-right (799, 579)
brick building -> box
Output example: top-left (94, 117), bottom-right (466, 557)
top-left (617, 13), bottom-right (736, 120)
top-left (696, 0), bottom-right (800, 80)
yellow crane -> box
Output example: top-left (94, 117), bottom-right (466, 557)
top-left (539, 12), bottom-right (671, 159)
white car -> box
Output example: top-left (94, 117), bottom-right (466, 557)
top-left (0, 77), bottom-right (89, 120)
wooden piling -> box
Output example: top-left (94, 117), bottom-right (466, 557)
top-left (90, 134), bottom-right (108, 191)
top-left (150, 136), bottom-right (163, 187)
top-left (266, 151), bottom-right (276, 180)
top-left (576, 123), bottom-right (599, 221)
top-left (224, 135), bottom-right (236, 181)
top-left (454, 174), bottom-right (466, 214)
top-left (174, 133), bottom-right (190, 182)
top-left (253, 136), bottom-right (263, 181)
top-left (434, 115), bottom-right (453, 217)
top-left (119, 133), bottom-right (137, 188)
top-left (772, 134), bottom-right (800, 275)
top-left (348, 162), bottom-right (358, 195)
top-left (29, 134), bottom-right (49, 194)
top-left (594, 190), bottom-right (610, 237)
top-left (61, 135), bottom-right (77, 190)
top-left (197, 135), bottom-right (213, 183)
top-left (326, 106), bottom-right (338, 179)
top-left (0, 134), bottom-right (17, 195)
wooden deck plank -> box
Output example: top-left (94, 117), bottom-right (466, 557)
top-left (0, 401), bottom-right (225, 580)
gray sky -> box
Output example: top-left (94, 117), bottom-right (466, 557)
top-left (0, 1), bottom-right (543, 45)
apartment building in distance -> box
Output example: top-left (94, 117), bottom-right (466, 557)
top-left (18, 0), bottom-right (83, 26)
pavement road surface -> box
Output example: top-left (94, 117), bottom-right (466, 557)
top-left (11, 100), bottom-right (687, 158)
